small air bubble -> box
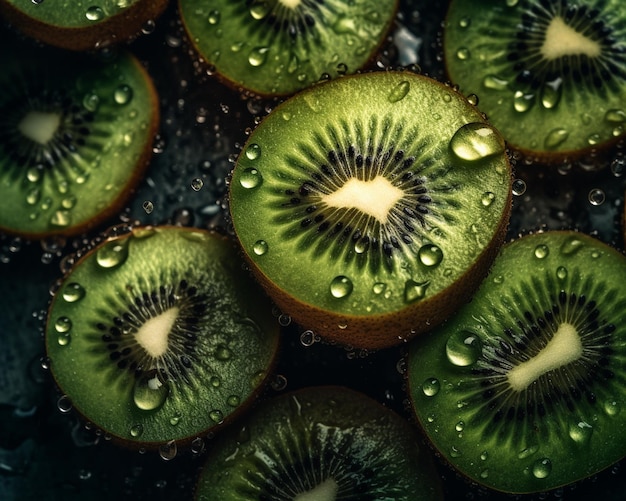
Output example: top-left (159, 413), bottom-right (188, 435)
top-left (588, 188), bottom-right (605, 206)
top-left (278, 314), bottom-right (291, 327)
top-left (159, 440), bottom-right (177, 461)
top-left (142, 201), bottom-right (154, 214)
top-left (512, 179), bottom-right (526, 196)
top-left (190, 178), bottom-right (204, 191)
top-left (57, 395), bottom-right (73, 413)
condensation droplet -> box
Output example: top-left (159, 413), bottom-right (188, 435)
top-left (404, 279), bottom-right (429, 303)
top-left (422, 377), bottom-right (440, 397)
top-left (249, 2), bottom-right (270, 19)
top-left (130, 424), bottom-right (144, 438)
top-left (556, 266), bottom-right (568, 281)
top-left (568, 420), bottom-right (593, 445)
top-left (253, 240), bottom-right (268, 256)
top-left (96, 238), bottom-right (129, 269)
top-left (517, 445), bottom-right (539, 459)
top-left (540, 78), bottom-right (562, 109)
top-left (588, 188), bottom-right (605, 206)
top-left (544, 128), bottom-right (569, 149)
top-left (459, 16), bottom-right (471, 28)
top-left (159, 440), bottom-right (177, 461)
top-left (560, 236), bottom-right (584, 256)
top-left (330, 276), bottom-right (353, 299)
top-left (388, 80), bottom-right (411, 103)
top-left (418, 244), bottom-right (444, 267)
top-left (300, 330), bottom-right (316, 347)
top-left (534, 244), bottom-right (549, 259)
top-left (215, 344), bottom-right (232, 361)
top-left (513, 90), bottom-right (534, 112)
top-left (532, 458), bottom-right (552, 479)
top-left (248, 46), bottom-right (269, 67)
top-left (207, 10), bottom-right (220, 25)
top-left (605, 109), bottom-right (626, 124)
top-left (446, 330), bottom-right (482, 366)
top-left (133, 371), bottom-right (169, 411)
top-left (450, 445), bottom-right (462, 458)
top-left (239, 168), bottom-right (263, 189)
top-left (57, 395), bottom-right (73, 413)
top-left (481, 192), bottom-right (496, 206)
top-left (456, 47), bottom-right (470, 60)
top-left (450, 123), bottom-right (505, 162)
top-left (604, 399), bottom-right (620, 417)
top-left (245, 143), bottom-right (261, 160)
top-left (62, 282), bottom-right (85, 302)
top-left (372, 282), bottom-right (386, 295)
top-left (114, 84), bottom-right (133, 105)
top-left (483, 74), bottom-right (508, 91)
top-left (54, 316), bottom-right (72, 333)
top-left (85, 6), bottom-right (105, 21)
top-left (209, 409), bottom-right (224, 423)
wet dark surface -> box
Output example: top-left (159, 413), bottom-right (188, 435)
top-left (1, 1), bottom-right (626, 499)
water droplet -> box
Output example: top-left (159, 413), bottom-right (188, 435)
top-left (513, 90), bottom-right (535, 112)
top-left (54, 316), bottom-right (72, 333)
top-left (544, 128), bottom-right (569, 149)
top-left (483, 74), bottom-right (508, 91)
top-left (588, 188), bottom-right (605, 206)
top-left (208, 10), bottom-right (220, 24)
top-left (278, 314), bottom-right (291, 327)
top-left (418, 244), bottom-right (443, 267)
top-left (388, 80), bottom-right (410, 103)
top-left (611, 159), bottom-right (625, 177)
top-left (330, 276), bottom-right (353, 299)
top-left (481, 192), bottom-right (496, 207)
top-left (62, 282), bottom-right (85, 302)
top-left (456, 47), bottom-right (470, 60)
top-left (404, 279), bottom-right (429, 303)
top-left (556, 266), bottom-right (568, 281)
top-left (170, 415), bottom-right (181, 426)
top-left (534, 244), bottom-right (549, 259)
top-left (604, 399), bottom-right (620, 416)
top-left (215, 344), bottom-right (233, 361)
top-left (568, 420), bottom-right (593, 445)
top-left (209, 409), bottom-right (224, 423)
top-left (480, 451), bottom-right (489, 461)
top-left (450, 123), bottom-right (505, 162)
top-left (114, 84), bottom-right (133, 105)
top-left (130, 424), bottom-right (144, 437)
top-left (480, 469), bottom-right (489, 479)
top-left (57, 395), bottom-right (73, 413)
top-left (159, 440), bottom-right (177, 461)
top-left (446, 330), bottom-right (482, 367)
top-left (540, 78), bottom-right (562, 109)
top-left (245, 143), bottom-right (261, 160)
top-left (249, 2), bottom-right (270, 19)
top-left (226, 395), bottom-right (240, 407)
top-left (560, 236), bottom-right (584, 256)
top-left (133, 371), bottom-right (169, 411)
top-left (57, 332), bottom-right (71, 346)
top-left (372, 282), bottom-right (386, 295)
top-left (300, 330), bottom-right (316, 347)
top-left (96, 238), bottom-right (129, 269)
top-left (532, 458), bottom-right (552, 479)
top-left (459, 16), bottom-right (471, 28)
top-left (85, 6), bottom-right (105, 21)
top-left (512, 178), bottom-right (526, 196)
top-left (251, 240), bottom-right (269, 256)
top-left (450, 445), bottom-right (463, 457)
top-left (191, 437), bottom-right (205, 454)
top-left (587, 133), bottom-right (601, 146)
top-left (422, 377), bottom-right (440, 397)
top-left (455, 421), bottom-right (465, 432)
top-left (467, 93), bottom-right (479, 106)
top-left (248, 47), bottom-right (269, 66)
top-left (190, 178), bottom-right (204, 191)
top-left (142, 200), bottom-right (154, 214)
top-left (50, 210), bottom-right (71, 228)
top-left (517, 444), bottom-right (539, 459)
top-left (605, 109), bottom-right (626, 124)
top-left (239, 168), bottom-right (263, 189)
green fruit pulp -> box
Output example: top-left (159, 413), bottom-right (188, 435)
top-left (195, 386), bottom-right (443, 500)
top-left (178, 0), bottom-right (398, 96)
top-left (3, 0), bottom-right (139, 28)
top-left (408, 231), bottom-right (626, 493)
top-left (46, 227), bottom-right (280, 447)
top-left (444, 0), bottom-right (626, 158)
top-left (0, 48), bottom-right (156, 237)
top-left (229, 71), bottom-right (511, 329)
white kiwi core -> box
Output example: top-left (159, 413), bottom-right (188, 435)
top-left (135, 307), bottom-right (180, 358)
top-left (18, 110), bottom-right (61, 145)
top-left (507, 322), bottom-right (583, 391)
top-left (293, 478), bottom-right (338, 501)
top-left (321, 176), bottom-right (404, 224)
top-left (541, 16), bottom-right (601, 60)
top-left (279, 0), bottom-right (302, 9)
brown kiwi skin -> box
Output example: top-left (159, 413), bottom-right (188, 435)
top-left (0, 0), bottom-right (169, 51)
top-left (45, 226), bottom-right (281, 452)
top-left (228, 81), bottom-right (513, 351)
top-left (0, 52), bottom-right (159, 241)
top-left (179, 0), bottom-right (400, 98)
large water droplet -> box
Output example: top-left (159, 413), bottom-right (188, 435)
top-left (605, 109), bottom-right (626, 124)
top-left (544, 128), bottom-right (569, 149)
top-left (133, 371), bottom-right (169, 411)
top-left (330, 276), bottom-right (353, 299)
top-left (239, 168), bottom-right (263, 189)
top-left (96, 238), bottom-right (129, 269)
top-left (388, 80), bottom-right (410, 103)
top-left (450, 123), bottom-right (505, 162)
top-left (532, 458), bottom-right (552, 479)
top-left (568, 420), bottom-right (593, 445)
top-left (446, 330), bottom-right (482, 366)
top-left (418, 244), bottom-right (444, 267)
top-left (422, 377), bottom-right (440, 396)
top-left (404, 279), bottom-right (429, 303)
top-left (62, 282), bottom-right (85, 302)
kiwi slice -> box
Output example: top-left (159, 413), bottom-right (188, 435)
top-left (0, 0), bottom-right (169, 51)
top-left (0, 44), bottom-right (158, 239)
top-left (195, 385), bottom-right (443, 500)
top-left (444, 0), bottom-right (626, 161)
top-left (407, 230), bottom-right (626, 493)
top-left (228, 71), bottom-right (512, 350)
top-left (178, 0), bottom-right (398, 96)
top-left (45, 226), bottom-right (280, 450)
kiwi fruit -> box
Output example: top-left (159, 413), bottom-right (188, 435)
top-left (228, 70), bottom-right (512, 350)
top-left (407, 230), bottom-right (626, 493)
top-left (443, 0), bottom-right (626, 162)
top-left (45, 226), bottom-right (280, 450)
top-left (0, 0), bottom-right (169, 51)
top-left (0, 43), bottom-right (158, 239)
top-left (178, 0), bottom-right (398, 96)
top-left (195, 385), bottom-right (443, 500)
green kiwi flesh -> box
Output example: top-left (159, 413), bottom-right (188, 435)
top-left (229, 71), bottom-right (512, 349)
top-left (0, 45), bottom-right (158, 239)
top-left (45, 226), bottom-right (280, 449)
top-left (0, 0), bottom-right (169, 51)
top-left (444, 0), bottom-right (626, 161)
top-left (195, 385), bottom-right (443, 500)
top-left (178, 0), bottom-right (398, 96)
top-left (407, 231), bottom-right (626, 493)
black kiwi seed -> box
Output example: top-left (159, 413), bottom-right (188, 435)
top-left (408, 231), bottom-right (626, 493)
top-left (0, 43), bottom-right (159, 238)
top-left (194, 386), bottom-right (443, 500)
top-left (444, 0), bottom-right (626, 160)
top-left (45, 226), bottom-right (280, 450)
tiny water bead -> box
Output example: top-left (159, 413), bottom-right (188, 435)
top-left (418, 244), bottom-right (444, 267)
top-left (239, 168), bottom-right (263, 189)
top-left (481, 191), bottom-right (496, 207)
top-left (252, 240), bottom-right (268, 256)
top-left (534, 244), bottom-right (549, 259)
top-left (330, 276), bottom-right (353, 299)
top-left (133, 371), bottom-right (169, 412)
top-left (556, 266), bottom-right (568, 281)
top-left (85, 6), bottom-right (105, 21)
top-left (62, 282), bottom-right (85, 302)
top-left (532, 458), bottom-right (553, 479)
top-left (450, 122), bottom-right (505, 162)
top-left (544, 128), bottom-right (569, 149)
top-left (422, 377), bottom-right (440, 397)
top-left (142, 200), bottom-right (154, 214)
top-left (445, 330), bottom-right (482, 367)
top-left (388, 80), bottom-right (411, 103)
top-left (114, 84), bottom-right (133, 105)
top-left (604, 399), bottom-right (620, 417)
top-left (588, 188), bottom-right (606, 206)
top-left (130, 424), bottom-right (144, 438)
